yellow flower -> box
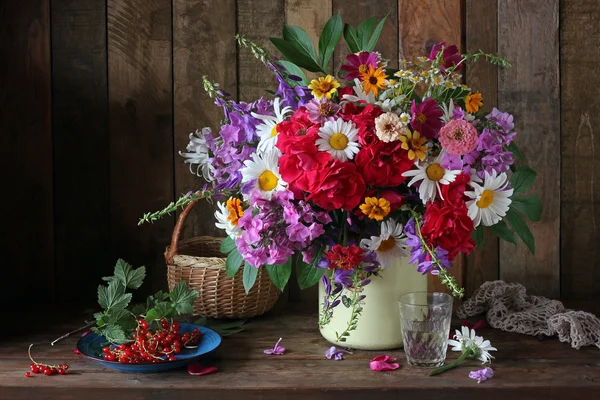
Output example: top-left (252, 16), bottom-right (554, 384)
top-left (308, 75), bottom-right (340, 100)
top-left (360, 67), bottom-right (388, 96)
top-left (465, 91), bottom-right (483, 114)
top-left (226, 198), bottom-right (244, 226)
top-left (359, 197), bottom-right (391, 221)
top-left (400, 130), bottom-right (428, 161)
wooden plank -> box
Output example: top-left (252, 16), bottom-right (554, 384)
top-left (560, 0), bottom-right (600, 300)
top-left (283, 0), bottom-right (332, 303)
top-left (498, 0), bottom-right (560, 298)
top-left (107, 0), bottom-right (174, 295)
top-left (332, 0), bottom-right (399, 76)
top-left (0, 1), bottom-right (54, 303)
top-left (464, 0), bottom-right (499, 297)
top-left (51, 0), bottom-right (110, 303)
top-left (173, 0), bottom-right (237, 240)
top-left (398, 0), bottom-right (464, 294)
top-left (236, 0), bottom-right (285, 102)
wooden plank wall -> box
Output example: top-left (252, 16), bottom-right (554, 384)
top-left (1, 0), bottom-right (599, 304)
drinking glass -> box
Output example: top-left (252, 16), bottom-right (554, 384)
top-left (398, 292), bottom-right (453, 368)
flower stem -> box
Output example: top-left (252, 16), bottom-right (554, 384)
top-left (429, 349), bottom-right (472, 376)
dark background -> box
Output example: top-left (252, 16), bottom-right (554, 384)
top-left (1, 0), bottom-right (598, 305)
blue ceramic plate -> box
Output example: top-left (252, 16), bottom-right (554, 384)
top-left (77, 323), bottom-right (221, 373)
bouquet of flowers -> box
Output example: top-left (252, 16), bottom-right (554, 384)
top-left (142, 14), bottom-right (541, 337)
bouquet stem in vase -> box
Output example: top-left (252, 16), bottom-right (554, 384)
top-left (318, 257), bottom-right (427, 350)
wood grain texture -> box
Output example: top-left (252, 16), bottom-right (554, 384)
top-left (332, 0), bottom-right (399, 76)
top-left (107, 0), bottom-right (174, 295)
top-left (173, 0), bottom-right (236, 240)
top-left (498, 0), bottom-right (560, 298)
top-left (560, 0), bottom-right (600, 300)
top-left (1, 308), bottom-right (599, 399)
top-left (51, 0), bottom-right (110, 303)
top-left (464, 0), bottom-right (499, 297)
top-left (236, 0), bottom-right (284, 102)
top-left (0, 1), bottom-right (54, 303)
top-left (398, 0), bottom-right (464, 294)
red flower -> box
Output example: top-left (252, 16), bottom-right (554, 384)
top-left (341, 103), bottom-right (383, 146)
top-left (325, 244), bottom-right (364, 270)
top-left (355, 141), bottom-right (413, 187)
top-left (410, 98), bottom-right (443, 139)
top-left (421, 197), bottom-right (475, 261)
top-left (440, 173), bottom-right (471, 205)
top-left (429, 42), bottom-right (462, 71)
top-left (276, 107), bottom-right (320, 154)
top-left (278, 142), bottom-right (331, 197)
top-left (307, 159), bottom-right (366, 210)
top-left (338, 86), bottom-right (354, 101)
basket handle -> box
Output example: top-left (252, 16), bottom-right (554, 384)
top-left (165, 199), bottom-right (199, 265)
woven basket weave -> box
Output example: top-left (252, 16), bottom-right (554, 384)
top-left (165, 200), bottom-right (280, 318)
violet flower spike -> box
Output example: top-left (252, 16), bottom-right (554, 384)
top-left (263, 338), bottom-right (286, 355)
top-left (324, 346), bottom-right (352, 361)
top-left (469, 367), bottom-right (493, 383)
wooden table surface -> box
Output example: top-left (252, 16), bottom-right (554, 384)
top-left (1, 305), bottom-right (599, 400)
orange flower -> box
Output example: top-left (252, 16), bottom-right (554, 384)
top-left (465, 91), bottom-right (483, 114)
top-left (359, 197), bottom-right (391, 221)
top-left (226, 198), bottom-right (244, 226)
top-left (360, 67), bottom-right (388, 96)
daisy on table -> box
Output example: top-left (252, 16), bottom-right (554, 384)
top-left (402, 151), bottom-right (461, 203)
top-left (465, 170), bottom-right (513, 227)
top-left (251, 97), bottom-right (292, 154)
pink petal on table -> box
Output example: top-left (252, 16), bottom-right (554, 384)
top-left (369, 355), bottom-right (400, 371)
top-left (188, 363), bottom-right (218, 376)
top-left (264, 338), bottom-right (286, 355)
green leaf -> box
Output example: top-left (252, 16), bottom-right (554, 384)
top-left (318, 13), bottom-right (343, 72)
top-left (511, 196), bottom-right (543, 222)
top-left (511, 165), bottom-right (537, 196)
top-left (220, 236), bottom-right (236, 254)
top-left (269, 37), bottom-right (323, 73)
top-left (145, 302), bottom-right (174, 324)
top-left (97, 280), bottom-right (132, 312)
top-left (471, 225), bottom-right (485, 250)
top-left (112, 259), bottom-right (146, 290)
top-left (242, 262), bottom-right (258, 294)
top-left (506, 209), bottom-right (535, 254)
top-left (366, 15), bottom-right (387, 52)
top-left (488, 220), bottom-right (517, 244)
top-left (343, 24), bottom-right (361, 53)
top-left (130, 303), bottom-right (147, 317)
top-left (357, 17), bottom-right (376, 49)
top-left (265, 258), bottom-right (293, 292)
top-left (282, 25), bottom-right (318, 61)
top-left (226, 247), bottom-right (244, 278)
top-left (507, 141), bottom-right (525, 163)
top-left (169, 281), bottom-right (199, 315)
top-left (342, 295), bottom-right (352, 308)
top-left (104, 308), bottom-right (136, 331)
top-left (278, 60), bottom-right (308, 85)
top-left (296, 247), bottom-right (325, 289)
top-left (99, 324), bottom-right (129, 343)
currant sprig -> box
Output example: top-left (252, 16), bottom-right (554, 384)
top-left (27, 344), bottom-right (69, 377)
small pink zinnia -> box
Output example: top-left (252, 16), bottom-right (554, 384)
top-left (438, 119), bottom-right (479, 156)
top-left (305, 97), bottom-right (341, 124)
top-left (341, 51), bottom-right (378, 80)
top-left (410, 98), bottom-right (443, 139)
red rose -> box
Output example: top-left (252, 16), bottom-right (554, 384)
top-left (355, 141), bottom-right (414, 187)
top-left (440, 173), bottom-right (471, 205)
top-left (338, 86), bottom-right (354, 100)
top-left (279, 143), bottom-right (331, 197)
top-left (341, 103), bottom-right (383, 146)
top-left (308, 160), bottom-right (366, 210)
top-left (421, 200), bottom-right (475, 261)
top-left (276, 107), bottom-right (319, 154)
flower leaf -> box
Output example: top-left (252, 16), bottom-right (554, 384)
top-left (343, 24), bottom-right (361, 54)
top-left (318, 12), bottom-right (343, 72)
top-left (510, 165), bottom-right (537, 196)
top-left (242, 262), bottom-right (258, 294)
top-left (506, 208), bottom-right (535, 254)
top-left (366, 15), bottom-right (388, 52)
top-left (342, 295), bottom-right (352, 308)
top-left (488, 220), bottom-right (516, 245)
top-left (295, 247), bottom-right (325, 289)
top-left (277, 60), bottom-right (308, 85)
top-left (226, 246), bottom-right (244, 278)
top-left (269, 37), bottom-right (323, 73)
top-left (511, 196), bottom-right (543, 222)
top-left (282, 25), bottom-right (319, 61)
top-left (471, 225), bottom-right (485, 250)
top-left (265, 258), bottom-right (292, 292)
top-left (220, 236), bottom-right (236, 254)
top-left (357, 17), bottom-right (376, 49)
top-left (507, 141), bottom-right (525, 163)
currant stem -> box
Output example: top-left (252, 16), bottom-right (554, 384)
top-left (50, 321), bottom-right (95, 346)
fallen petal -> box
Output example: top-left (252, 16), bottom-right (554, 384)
top-left (188, 363), bottom-right (218, 376)
top-left (370, 360), bottom-right (400, 371)
top-left (371, 355), bottom-right (395, 363)
top-left (468, 367), bottom-right (493, 383)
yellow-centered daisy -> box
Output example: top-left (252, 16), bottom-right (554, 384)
top-left (465, 170), bottom-right (513, 227)
top-left (315, 118), bottom-right (360, 162)
top-left (241, 149), bottom-right (287, 200)
top-left (308, 75), bottom-right (340, 100)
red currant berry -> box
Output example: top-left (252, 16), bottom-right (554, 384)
top-left (44, 369), bottom-right (52, 376)
top-left (63, 364), bottom-right (69, 371)
top-left (58, 368), bottom-right (65, 375)
top-left (25, 372), bottom-right (31, 378)
top-left (167, 354), bottom-right (176, 361)
top-left (102, 346), bottom-right (111, 354)
top-left (30, 364), bottom-right (39, 373)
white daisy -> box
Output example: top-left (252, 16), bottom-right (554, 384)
top-left (315, 118), bottom-right (360, 162)
top-left (465, 170), bottom-right (513, 227)
top-left (179, 128), bottom-right (214, 182)
top-left (214, 198), bottom-right (244, 239)
top-left (251, 97), bottom-right (292, 154)
top-left (448, 326), bottom-right (497, 363)
top-left (240, 149), bottom-right (287, 200)
top-left (360, 220), bottom-right (409, 268)
top-left (402, 152), bottom-right (461, 203)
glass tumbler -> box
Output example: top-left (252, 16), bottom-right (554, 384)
top-left (398, 292), bottom-right (453, 367)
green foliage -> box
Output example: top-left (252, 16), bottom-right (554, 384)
top-left (506, 209), bottom-right (535, 254)
top-left (318, 13), bottom-right (343, 72)
top-left (511, 165), bottom-right (537, 196)
top-left (243, 262), bottom-right (258, 294)
top-left (511, 196), bottom-right (543, 222)
top-left (277, 60), bottom-right (308, 85)
top-left (93, 259), bottom-right (199, 344)
top-left (471, 225), bottom-right (485, 250)
top-left (488, 220), bottom-right (517, 244)
top-left (343, 15), bottom-right (387, 53)
top-left (295, 246), bottom-right (325, 289)
top-left (225, 246), bottom-right (244, 278)
top-left (265, 258), bottom-right (293, 292)
top-left (220, 236), bottom-right (237, 254)
top-left (343, 24), bottom-right (360, 53)
top-left (194, 318), bottom-right (247, 336)
top-left (269, 37), bottom-right (324, 73)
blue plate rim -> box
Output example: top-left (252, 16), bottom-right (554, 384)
top-left (76, 323), bottom-right (221, 365)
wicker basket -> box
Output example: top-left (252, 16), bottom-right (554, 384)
top-left (164, 200), bottom-right (280, 318)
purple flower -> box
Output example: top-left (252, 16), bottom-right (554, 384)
top-left (333, 269), bottom-right (353, 287)
top-left (324, 346), bottom-right (352, 361)
top-left (452, 106), bottom-right (466, 120)
top-left (264, 338), bottom-right (286, 355)
top-left (305, 97), bottom-right (341, 124)
top-left (469, 367), bottom-right (493, 383)
top-left (322, 275), bottom-right (331, 297)
top-left (486, 108), bottom-right (514, 132)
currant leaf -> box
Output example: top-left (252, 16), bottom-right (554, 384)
top-left (169, 281), bottom-right (199, 314)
